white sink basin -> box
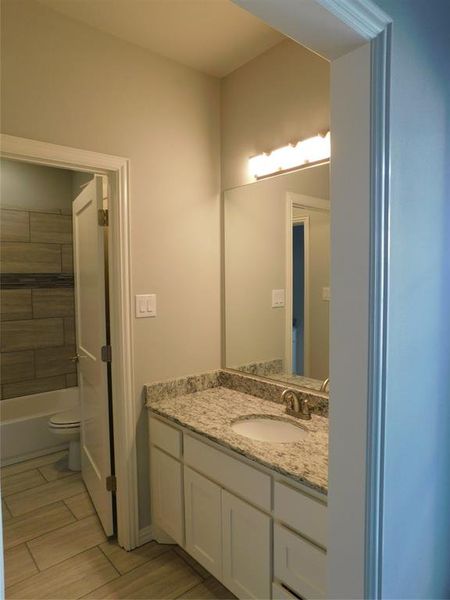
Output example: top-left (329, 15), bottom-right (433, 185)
top-left (231, 416), bottom-right (307, 443)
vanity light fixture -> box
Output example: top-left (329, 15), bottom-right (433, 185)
top-left (248, 131), bottom-right (330, 179)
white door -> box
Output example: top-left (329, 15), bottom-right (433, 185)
top-left (73, 176), bottom-right (114, 536)
top-left (222, 490), bottom-right (271, 599)
top-left (184, 466), bottom-right (222, 580)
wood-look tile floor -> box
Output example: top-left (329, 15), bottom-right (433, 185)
top-left (1, 451), bottom-right (235, 599)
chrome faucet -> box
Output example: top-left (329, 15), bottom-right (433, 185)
top-left (320, 377), bottom-right (330, 393)
top-left (281, 388), bottom-right (311, 420)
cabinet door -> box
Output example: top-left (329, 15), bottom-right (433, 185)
top-left (274, 523), bottom-right (326, 600)
top-left (222, 490), bottom-right (271, 599)
top-left (184, 466), bottom-right (222, 580)
top-left (150, 447), bottom-right (184, 545)
top-left (272, 582), bottom-right (303, 600)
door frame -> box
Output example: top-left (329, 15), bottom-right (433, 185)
top-left (0, 133), bottom-right (138, 550)
top-left (285, 210), bottom-right (311, 377)
top-left (234, 1), bottom-right (391, 597)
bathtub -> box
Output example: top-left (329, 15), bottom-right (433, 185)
top-left (0, 387), bottom-right (79, 466)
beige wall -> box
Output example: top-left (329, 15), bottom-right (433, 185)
top-left (1, 0), bottom-right (221, 528)
top-left (71, 172), bottom-right (94, 200)
top-left (224, 165), bottom-right (329, 371)
top-left (0, 159), bottom-right (73, 213)
top-left (1, 0), bottom-right (329, 533)
top-left (221, 39), bottom-right (330, 190)
top-left (225, 179), bottom-right (285, 368)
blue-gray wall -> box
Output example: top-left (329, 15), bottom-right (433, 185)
top-left (293, 224), bottom-right (305, 374)
top-left (374, 0), bottom-right (450, 597)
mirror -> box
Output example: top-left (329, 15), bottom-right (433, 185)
top-left (224, 163), bottom-right (330, 392)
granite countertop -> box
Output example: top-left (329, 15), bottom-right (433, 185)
top-left (147, 386), bottom-right (328, 496)
top-left (263, 372), bottom-right (323, 391)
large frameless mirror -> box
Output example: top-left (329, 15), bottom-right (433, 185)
top-left (223, 162), bottom-right (330, 392)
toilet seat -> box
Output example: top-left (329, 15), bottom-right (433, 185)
top-left (49, 409), bottom-right (80, 429)
top-left (48, 408), bottom-right (81, 471)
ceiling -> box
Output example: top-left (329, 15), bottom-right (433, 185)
top-left (38, 0), bottom-right (286, 77)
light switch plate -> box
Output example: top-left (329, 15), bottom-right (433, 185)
top-left (322, 287), bottom-right (331, 301)
top-left (135, 294), bottom-right (156, 318)
top-left (272, 289), bottom-right (285, 308)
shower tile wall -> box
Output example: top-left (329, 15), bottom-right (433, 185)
top-left (0, 208), bottom-right (77, 399)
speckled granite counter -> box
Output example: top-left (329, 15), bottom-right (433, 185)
top-left (233, 359), bottom-right (324, 392)
top-left (265, 373), bottom-right (324, 391)
top-left (146, 385), bottom-right (328, 496)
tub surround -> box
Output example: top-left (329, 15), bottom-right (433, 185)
top-left (146, 370), bottom-right (328, 495)
top-left (0, 207), bottom-right (77, 400)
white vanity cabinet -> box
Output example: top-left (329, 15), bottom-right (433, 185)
top-left (183, 466), bottom-right (271, 598)
top-left (149, 414), bottom-right (327, 600)
top-left (274, 524), bottom-right (326, 600)
top-left (149, 418), bottom-right (184, 546)
top-left (184, 466), bottom-right (223, 580)
top-left (222, 489), bottom-right (271, 599)
top-left (150, 447), bottom-right (184, 546)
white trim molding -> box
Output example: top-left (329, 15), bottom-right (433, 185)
top-left (138, 526), bottom-right (154, 546)
top-left (317, 0), bottom-right (391, 39)
top-left (365, 23), bottom-right (392, 600)
top-left (0, 133), bottom-right (139, 550)
top-left (0, 134), bottom-right (126, 172)
top-left (232, 1), bottom-right (392, 598)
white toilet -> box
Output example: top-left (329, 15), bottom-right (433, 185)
top-left (48, 409), bottom-right (81, 471)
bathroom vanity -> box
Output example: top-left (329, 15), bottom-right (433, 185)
top-left (146, 371), bottom-right (328, 600)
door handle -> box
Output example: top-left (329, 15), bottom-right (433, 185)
top-left (71, 354), bottom-right (88, 363)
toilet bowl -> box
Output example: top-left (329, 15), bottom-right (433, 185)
top-left (48, 409), bottom-right (81, 471)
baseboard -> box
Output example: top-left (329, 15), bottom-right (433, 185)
top-left (138, 524), bottom-right (176, 546)
top-left (138, 525), bottom-right (154, 546)
top-left (1, 443), bottom-right (68, 467)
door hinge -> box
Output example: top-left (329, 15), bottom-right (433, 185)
top-left (106, 475), bottom-right (117, 493)
top-left (98, 209), bottom-right (109, 226)
top-left (101, 344), bottom-right (112, 363)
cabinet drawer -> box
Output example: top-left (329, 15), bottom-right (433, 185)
top-left (184, 434), bottom-right (271, 511)
top-left (274, 524), bottom-right (327, 600)
top-left (274, 481), bottom-right (327, 548)
top-left (149, 415), bottom-right (182, 458)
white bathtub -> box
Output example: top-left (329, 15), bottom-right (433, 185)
top-left (0, 387), bottom-right (79, 466)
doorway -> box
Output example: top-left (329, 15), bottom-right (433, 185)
top-left (0, 134), bottom-right (138, 550)
top-left (292, 221), bottom-right (306, 376)
top-left (0, 161), bottom-right (116, 538)
top-left (285, 193), bottom-right (330, 382)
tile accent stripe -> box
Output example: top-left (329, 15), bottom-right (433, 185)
top-left (0, 273), bottom-right (74, 289)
